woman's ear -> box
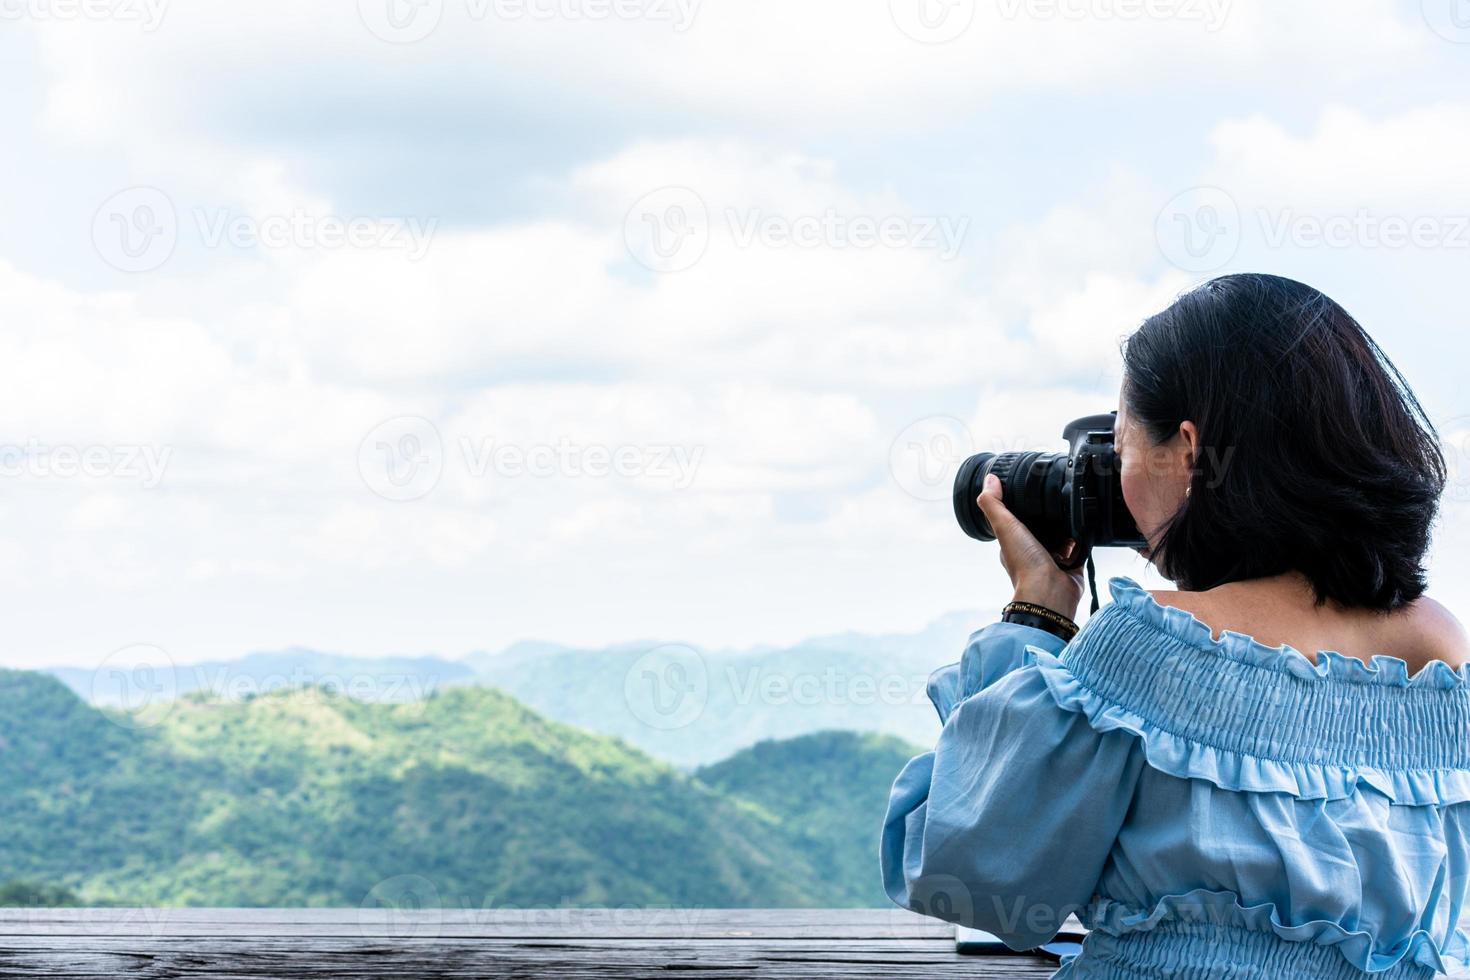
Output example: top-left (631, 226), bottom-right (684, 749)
top-left (1177, 420), bottom-right (1201, 478)
top-left (1178, 420), bottom-right (1200, 455)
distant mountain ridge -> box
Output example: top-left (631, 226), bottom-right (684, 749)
top-left (44, 611), bottom-right (980, 767)
top-left (0, 669), bottom-right (918, 907)
top-left (48, 648), bottom-right (476, 708)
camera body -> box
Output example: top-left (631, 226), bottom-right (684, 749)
top-left (953, 412), bottom-right (1145, 569)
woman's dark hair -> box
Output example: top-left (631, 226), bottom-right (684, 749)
top-left (1122, 273), bottom-right (1446, 611)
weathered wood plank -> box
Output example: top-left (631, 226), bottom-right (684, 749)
top-left (0, 937), bottom-right (1059, 979)
top-left (0, 910), bottom-right (1061, 978)
top-left (0, 908), bottom-right (956, 940)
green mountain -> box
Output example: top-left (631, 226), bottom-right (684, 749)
top-left (696, 731), bottom-right (921, 906)
top-left (0, 670), bottom-right (920, 908)
top-left (472, 613), bottom-right (973, 768)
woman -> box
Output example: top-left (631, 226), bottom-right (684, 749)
top-left (883, 274), bottom-right (1470, 979)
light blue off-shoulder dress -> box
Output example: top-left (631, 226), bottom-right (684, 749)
top-left (883, 576), bottom-right (1470, 979)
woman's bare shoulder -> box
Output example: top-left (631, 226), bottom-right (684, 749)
top-left (1146, 584), bottom-right (1470, 669)
top-left (1404, 596), bottom-right (1470, 668)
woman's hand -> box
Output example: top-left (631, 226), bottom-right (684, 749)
top-left (976, 473), bottom-right (1085, 620)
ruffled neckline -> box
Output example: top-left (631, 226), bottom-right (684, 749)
top-left (1028, 577), bottom-right (1470, 798)
top-left (1106, 576), bottom-right (1470, 692)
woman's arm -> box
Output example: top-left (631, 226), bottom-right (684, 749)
top-left (926, 620), bottom-right (1066, 722)
top-left (882, 659), bottom-right (1145, 949)
top-left (881, 474), bottom-right (1143, 947)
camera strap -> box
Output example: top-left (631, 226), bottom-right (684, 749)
top-left (1086, 553), bottom-right (1101, 615)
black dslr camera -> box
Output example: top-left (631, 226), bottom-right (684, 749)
top-left (953, 413), bottom-right (1145, 570)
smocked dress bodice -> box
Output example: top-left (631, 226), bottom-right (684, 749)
top-left (882, 577), bottom-right (1470, 978)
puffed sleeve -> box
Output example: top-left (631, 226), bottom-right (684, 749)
top-left (881, 623), bottom-right (1146, 950)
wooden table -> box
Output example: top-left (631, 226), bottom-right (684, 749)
top-left (0, 908), bottom-right (1059, 978)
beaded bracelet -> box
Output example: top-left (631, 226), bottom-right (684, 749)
top-left (1001, 600), bottom-right (1080, 642)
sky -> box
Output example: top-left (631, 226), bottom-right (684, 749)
top-left (0, 0), bottom-right (1467, 669)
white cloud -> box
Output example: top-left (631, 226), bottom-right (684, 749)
top-left (27, 0), bottom-right (1430, 157)
top-left (1209, 104), bottom-right (1470, 207)
top-left (4, 27), bottom-right (1470, 668)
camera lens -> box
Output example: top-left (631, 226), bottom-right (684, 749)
top-left (952, 450), bottom-right (1072, 551)
top-left (953, 414), bottom-right (1143, 571)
